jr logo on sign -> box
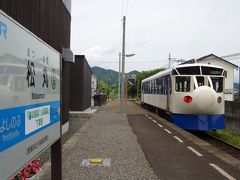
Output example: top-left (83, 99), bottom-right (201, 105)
top-left (0, 21), bottom-right (7, 39)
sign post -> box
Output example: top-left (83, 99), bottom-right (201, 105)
top-left (0, 10), bottom-right (61, 179)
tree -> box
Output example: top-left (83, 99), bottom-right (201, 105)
top-left (128, 68), bottom-right (165, 99)
top-left (98, 81), bottom-right (108, 93)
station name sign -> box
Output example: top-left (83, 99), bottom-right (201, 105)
top-left (0, 10), bottom-right (61, 179)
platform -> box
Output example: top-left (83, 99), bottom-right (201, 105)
top-left (40, 101), bottom-right (240, 179)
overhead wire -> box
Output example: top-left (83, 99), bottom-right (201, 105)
top-left (121, 0), bottom-right (125, 17)
top-left (221, 52), bottom-right (240, 59)
top-left (88, 53), bottom-right (240, 65)
top-left (125, 0), bottom-right (130, 16)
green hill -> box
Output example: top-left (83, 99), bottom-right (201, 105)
top-left (91, 66), bottom-right (139, 84)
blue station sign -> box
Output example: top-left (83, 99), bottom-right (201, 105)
top-left (0, 10), bottom-right (61, 179)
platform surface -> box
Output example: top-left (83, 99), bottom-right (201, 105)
top-left (40, 101), bottom-right (240, 180)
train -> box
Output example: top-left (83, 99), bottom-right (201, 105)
top-left (141, 63), bottom-right (225, 130)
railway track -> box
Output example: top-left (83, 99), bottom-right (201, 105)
top-left (190, 131), bottom-right (240, 160)
top-left (136, 101), bottom-right (240, 160)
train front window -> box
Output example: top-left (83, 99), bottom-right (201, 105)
top-left (176, 66), bottom-right (200, 75)
top-left (201, 67), bottom-right (223, 76)
top-left (211, 77), bottom-right (223, 92)
top-left (175, 76), bottom-right (190, 92)
top-left (196, 76), bottom-right (205, 87)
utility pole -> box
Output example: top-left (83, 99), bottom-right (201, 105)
top-left (118, 52), bottom-right (121, 100)
top-left (168, 53), bottom-right (171, 68)
top-left (120, 16), bottom-right (126, 114)
top-left (125, 79), bottom-right (128, 102)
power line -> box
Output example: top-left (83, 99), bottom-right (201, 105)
top-left (221, 52), bottom-right (240, 59)
top-left (121, 0), bottom-right (125, 17)
top-left (88, 61), bottom-right (167, 64)
top-left (88, 58), bottom-right (239, 64)
top-left (88, 53), bottom-right (240, 65)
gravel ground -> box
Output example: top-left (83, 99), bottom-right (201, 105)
top-left (40, 101), bottom-right (158, 180)
top-left (38, 116), bottom-right (89, 170)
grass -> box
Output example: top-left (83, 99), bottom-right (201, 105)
top-left (209, 129), bottom-right (240, 148)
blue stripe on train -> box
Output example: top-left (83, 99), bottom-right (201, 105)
top-left (172, 114), bottom-right (225, 130)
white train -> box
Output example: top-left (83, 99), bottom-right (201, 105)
top-left (141, 64), bottom-right (225, 130)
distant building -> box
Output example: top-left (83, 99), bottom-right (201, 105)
top-left (91, 74), bottom-right (98, 107)
top-left (182, 54), bottom-right (238, 101)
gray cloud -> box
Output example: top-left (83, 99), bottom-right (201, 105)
top-left (71, 0), bottom-right (240, 77)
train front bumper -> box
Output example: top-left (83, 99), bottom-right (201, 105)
top-left (172, 114), bottom-right (225, 131)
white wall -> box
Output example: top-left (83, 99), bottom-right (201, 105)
top-left (199, 55), bottom-right (235, 101)
top-left (91, 75), bottom-right (97, 107)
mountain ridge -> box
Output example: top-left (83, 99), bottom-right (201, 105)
top-left (91, 66), bottom-right (139, 84)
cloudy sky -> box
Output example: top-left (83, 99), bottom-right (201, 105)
top-left (70, 0), bottom-right (240, 79)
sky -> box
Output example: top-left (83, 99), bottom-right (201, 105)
top-left (70, 0), bottom-right (240, 80)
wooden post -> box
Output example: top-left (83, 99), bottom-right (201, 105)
top-left (51, 138), bottom-right (62, 180)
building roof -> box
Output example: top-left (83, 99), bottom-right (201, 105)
top-left (75, 55), bottom-right (93, 74)
top-left (197, 54), bottom-right (238, 68)
top-left (180, 59), bottom-right (196, 65)
top-left (181, 54), bottom-right (238, 68)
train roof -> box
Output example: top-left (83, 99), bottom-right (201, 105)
top-left (174, 63), bottom-right (224, 69)
top-left (142, 68), bottom-right (172, 82)
top-left (142, 63), bottom-right (224, 83)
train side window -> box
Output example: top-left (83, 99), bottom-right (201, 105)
top-left (151, 80), bottom-right (154, 94)
top-left (148, 81), bottom-right (150, 93)
top-left (144, 82), bottom-right (147, 93)
top-left (211, 77), bottom-right (223, 92)
top-left (148, 82), bottom-right (150, 93)
top-left (142, 82), bottom-right (146, 94)
top-left (149, 81), bottom-right (151, 94)
top-left (153, 79), bottom-right (156, 94)
top-left (164, 77), bottom-right (168, 94)
top-left (156, 78), bottom-right (160, 94)
top-left (175, 76), bottom-right (190, 92)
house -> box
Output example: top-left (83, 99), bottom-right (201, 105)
top-left (91, 74), bottom-right (98, 107)
top-left (182, 54), bottom-right (238, 101)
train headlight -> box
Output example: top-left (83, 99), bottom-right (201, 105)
top-left (217, 96), bottom-right (222, 104)
top-left (183, 96), bottom-right (192, 103)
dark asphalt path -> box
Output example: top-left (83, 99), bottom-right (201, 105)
top-left (128, 113), bottom-right (240, 180)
